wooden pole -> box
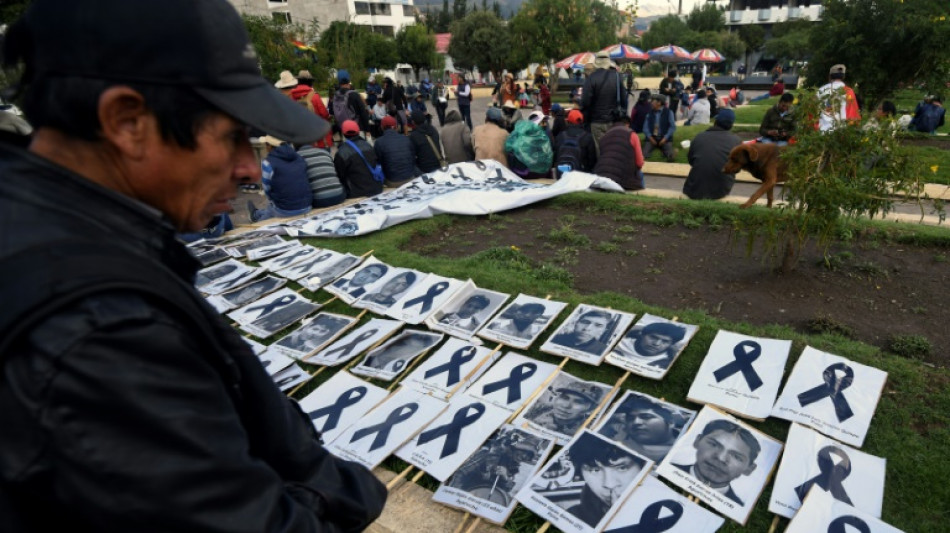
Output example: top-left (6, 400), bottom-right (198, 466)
top-left (767, 515), bottom-right (780, 533)
top-left (386, 465), bottom-right (415, 489)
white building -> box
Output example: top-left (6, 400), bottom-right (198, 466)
top-left (724, 0), bottom-right (823, 27)
top-left (228, 0), bottom-right (417, 37)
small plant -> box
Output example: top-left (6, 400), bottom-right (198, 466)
top-left (854, 260), bottom-right (888, 278)
top-left (618, 225), bottom-right (637, 234)
top-left (596, 242), bottom-right (619, 254)
top-left (644, 267), bottom-right (662, 274)
top-left (623, 249), bottom-right (640, 257)
top-left (610, 235), bottom-right (632, 244)
top-left (934, 253), bottom-right (948, 263)
top-left (682, 216), bottom-right (703, 229)
top-left (805, 314), bottom-right (855, 338)
top-left (887, 334), bottom-right (933, 360)
top-left (548, 223), bottom-right (591, 246)
top-left (911, 306), bottom-right (927, 315)
top-left (820, 250), bottom-right (853, 271)
top-left (555, 246), bottom-right (580, 265)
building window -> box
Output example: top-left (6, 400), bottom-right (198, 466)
top-left (272, 11), bottom-right (292, 24)
top-left (403, 5), bottom-right (415, 16)
top-left (370, 3), bottom-right (391, 15)
top-left (355, 1), bottom-right (370, 14)
top-left (373, 25), bottom-right (394, 37)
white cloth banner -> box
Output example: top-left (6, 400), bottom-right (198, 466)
top-left (276, 161), bottom-right (623, 238)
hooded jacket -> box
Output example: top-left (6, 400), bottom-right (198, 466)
top-left (334, 136), bottom-right (383, 198)
top-left (441, 110), bottom-right (475, 164)
top-left (373, 129), bottom-right (419, 184)
top-left (408, 111), bottom-right (444, 173)
top-left (472, 121), bottom-right (509, 168)
top-left (263, 144), bottom-right (311, 211)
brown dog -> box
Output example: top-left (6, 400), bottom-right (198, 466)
top-left (722, 143), bottom-right (788, 208)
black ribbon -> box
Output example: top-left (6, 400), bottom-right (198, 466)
top-left (401, 281), bottom-right (450, 314)
top-left (481, 362), bottom-right (537, 404)
top-left (453, 167), bottom-right (472, 181)
top-left (794, 445), bottom-right (854, 504)
top-left (244, 294), bottom-right (296, 319)
top-left (320, 329), bottom-right (378, 360)
top-left (416, 402), bottom-right (486, 458)
top-left (309, 386), bottom-right (367, 433)
top-left (291, 253), bottom-right (332, 273)
top-left (712, 340), bottom-right (764, 391)
top-left (797, 363), bottom-right (855, 422)
top-left (214, 269), bottom-right (256, 291)
top-left (827, 515), bottom-right (871, 533)
top-left (605, 500), bottom-right (684, 533)
top-left (273, 248), bottom-right (313, 267)
top-left (350, 402), bottom-right (419, 452)
top-left (424, 346), bottom-right (477, 386)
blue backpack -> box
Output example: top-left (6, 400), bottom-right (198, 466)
top-left (344, 139), bottom-right (385, 183)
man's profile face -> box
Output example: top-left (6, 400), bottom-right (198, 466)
top-left (579, 455), bottom-right (639, 506)
top-left (551, 392), bottom-right (592, 422)
top-left (572, 314), bottom-right (608, 344)
top-left (692, 430), bottom-right (756, 487)
top-left (351, 266), bottom-right (385, 287)
top-left (151, 113), bottom-right (260, 232)
top-left (635, 332), bottom-right (675, 356)
top-left (625, 408), bottom-right (673, 445)
top-left (458, 298), bottom-right (487, 318)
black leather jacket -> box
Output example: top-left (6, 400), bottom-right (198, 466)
top-left (0, 143), bottom-right (386, 532)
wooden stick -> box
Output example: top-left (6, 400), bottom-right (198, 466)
top-left (385, 465), bottom-right (414, 489)
top-left (462, 517), bottom-right (482, 533)
top-left (445, 343), bottom-right (504, 400)
top-left (506, 356), bottom-right (569, 424)
top-left (579, 371), bottom-right (631, 430)
top-left (767, 515), bottom-right (780, 533)
top-left (535, 522), bottom-right (551, 533)
top-left (319, 294), bottom-right (339, 306)
top-left (451, 514), bottom-right (471, 533)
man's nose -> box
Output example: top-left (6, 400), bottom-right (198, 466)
top-left (235, 141), bottom-right (262, 183)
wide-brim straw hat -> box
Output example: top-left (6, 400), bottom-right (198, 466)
top-left (274, 70), bottom-right (298, 89)
top-left (593, 51), bottom-right (617, 69)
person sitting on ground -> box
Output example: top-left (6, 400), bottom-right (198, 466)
top-left (728, 86), bottom-right (745, 107)
top-left (629, 89), bottom-right (652, 137)
top-left (910, 94), bottom-right (946, 134)
top-left (291, 69), bottom-right (334, 149)
top-left (248, 136), bottom-right (311, 222)
top-left (505, 119), bottom-right (554, 180)
top-left (553, 110), bottom-right (597, 178)
top-left (408, 110), bottom-right (444, 173)
top-left (297, 143), bottom-right (346, 208)
top-left (371, 99), bottom-right (387, 139)
top-left (441, 109), bottom-right (475, 164)
top-left (706, 85), bottom-right (719, 119)
top-left (473, 107), bottom-right (510, 167)
top-left (374, 115), bottom-right (420, 187)
top-left (749, 79), bottom-right (786, 103)
top-left (684, 88), bottom-right (710, 126)
top-left (409, 93), bottom-right (428, 116)
top-left (594, 115), bottom-right (644, 190)
top-left (550, 103), bottom-right (568, 139)
top-left (683, 108), bottom-right (742, 200)
top-left (333, 120), bottom-right (384, 198)
top-left (758, 92), bottom-right (796, 145)
top-left (502, 100), bottom-right (523, 132)
top-left (641, 94), bottom-right (676, 163)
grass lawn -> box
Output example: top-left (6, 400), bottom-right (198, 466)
top-left (278, 193), bottom-right (950, 533)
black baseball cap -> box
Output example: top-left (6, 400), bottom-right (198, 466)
top-left (7, 0), bottom-right (328, 144)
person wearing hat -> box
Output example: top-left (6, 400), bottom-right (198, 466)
top-left (659, 69), bottom-right (684, 117)
top-left (247, 136), bottom-right (312, 222)
top-left (291, 69), bottom-right (334, 149)
top-left (441, 109), bottom-right (475, 164)
top-left (274, 69), bottom-right (298, 96)
top-left (0, 0), bottom-right (386, 530)
top-left (330, 76), bottom-right (371, 135)
top-left (551, 309), bottom-right (613, 355)
top-left (550, 102), bottom-right (567, 138)
top-left (472, 107), bottom-right (510, 167)
top-left (818, 63), bottom-right (860, 131)
top-left (500, 73), bottom-right (518, 107)
top-left (334, 119), bottom-right (384, 198)
top-left (365, 74), bottom-right (382, 107)
top-left (409, 92), bottom-right (428, 116)
top-left (529, 381), bottom-right (605, 436)
top-left (594, 112), bottom-right (645, 190)
top-left (683, 108), bottom-right (742, 201)
top-left (581, 50), bottom-right (629, 147)
top-left (641, 94), bottom-right (677, 163)
top-left (553, 109), bottom-right (597, 178)
top-left (408, 109), bottom-right (445, 173)
top-left (501, 100), bottom-right (523, 132)
top-left (629, 89), bottom-right (652, 134)
top-left (374, 115), bottom-right (420, 186)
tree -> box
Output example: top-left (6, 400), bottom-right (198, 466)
top-left (395, 24), bottom-right (438, 80)
top-left (639, 15), bottom-right (691, 50)
top-left (318, 21), bottom-right (383, 89)
top-left (448, 11), bottom-right (510, 77)
top-left (452, 0), bottom-right (468, 20)
top-left (737, 24), bottom-right (765, 72)
top-left (243, 15), bottom-right (326, 87)
top-left (364, 32), bottom-right (398, 71)
top-left (685, 3), bottom-right (725, 33)
top-left (805, 0), bottom-right (950, 107)
top-left (763, 19), bottom-right (811, 73)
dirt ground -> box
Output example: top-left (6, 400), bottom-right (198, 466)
top-left (405, 201), bottom-right (950, 365)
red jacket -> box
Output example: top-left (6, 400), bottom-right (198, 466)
top-left (290, 85), bottom-right (334, 149)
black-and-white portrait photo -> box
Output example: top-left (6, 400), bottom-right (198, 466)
top-left (517, 372), bottom-right (613, 445)
top-left (517, 430), bottom-right (650, 533)
top-left (273, 312), bottom-right (356, 358)
top-left (301, 254), bottom-right (360, 290)
top-left (223, 235), bottom-right (285, 258)
top-left (434, 426), bottom-right (553, 525)
top-left (541, 305), bottom-right (634, 364)
top-left (212, 275), bottom-right (286, 311)
top-left (246, 239), bottom-right (300, 261)
top-left (595, 390), bottom-right (696, 465)
top-left (195, 259), bottom-right (247, 289)
top-left (307, 318), bottom-right (403, 367)
top-left (606, 314), bottom-right (698, 379)
top-left (769, 423), bottom-right (886, 519)
top-left (479, 294), bottom-right (567, 349)
top-left (270, 363), bottom-right (310, 392)
top-left (356, 269), bottom-right (421, 311)
top-left (194, 247), bottom-right (230, 267)
top-left (240, 294), bottom-right (320, 339)
top-left (326, 258), bottom-right (390, 302)
top-left (274, 250), bottom-right (342, 281)
top-left (656, 406), bottom-right (783, 525)
top-left (427, 285), bottom-right (509, 339)
top-left (258, 245), bottom-right (321, 271)
top-left (351, 330), bottom-right (444, 381)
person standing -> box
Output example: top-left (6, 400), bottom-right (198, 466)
top-left (659, 69), bottom-right (684, 117)
top-left (683, 109), bottom-right (742, 200)
top-left (641, 95), bottom-right (677, 162)
top-left (431, 79), bottom-right (449, 126)
top-left (365, 75), bottom-right (382, 107)
top-left (817, 64), bottom-right (860, 132)
top-left (581, 51), bottom-right (628, 147)
top-left (455, 75), bottom-right (473, 129)
top-left (291, 69), bottom-right (334, 149)
top-left (0, 0), bottom-right (386, 530)
top-left (330, 77), bottom-right (370, 135)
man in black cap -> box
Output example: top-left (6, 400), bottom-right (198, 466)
top-left (683, 108), bottom-right (742, 200)
top-left (0, 1), bottom-right (386, 531)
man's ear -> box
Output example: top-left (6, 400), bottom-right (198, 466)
top-left (742, 461), bottom-right (757, 477)
top-left (97, 86), bottom-right (151, 160)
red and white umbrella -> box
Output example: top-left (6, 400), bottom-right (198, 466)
top-left (692, 48), bottom-right (725, 63)
top-left (554, 52), bottom-right (596, 70)
top-left (600, 43), bottom-right (650, 64)
top-left (647, 44), bottom-right (692, 63)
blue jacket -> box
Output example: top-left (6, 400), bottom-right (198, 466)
top-left (263, 144), bottom-right (311, 211)
top-left (373, 130), bottom-right (420, 184)
top-left (643, 107), bottom-right (676, 142)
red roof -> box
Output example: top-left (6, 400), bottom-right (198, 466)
top-left (435, 33), bottom-right (451, 54)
